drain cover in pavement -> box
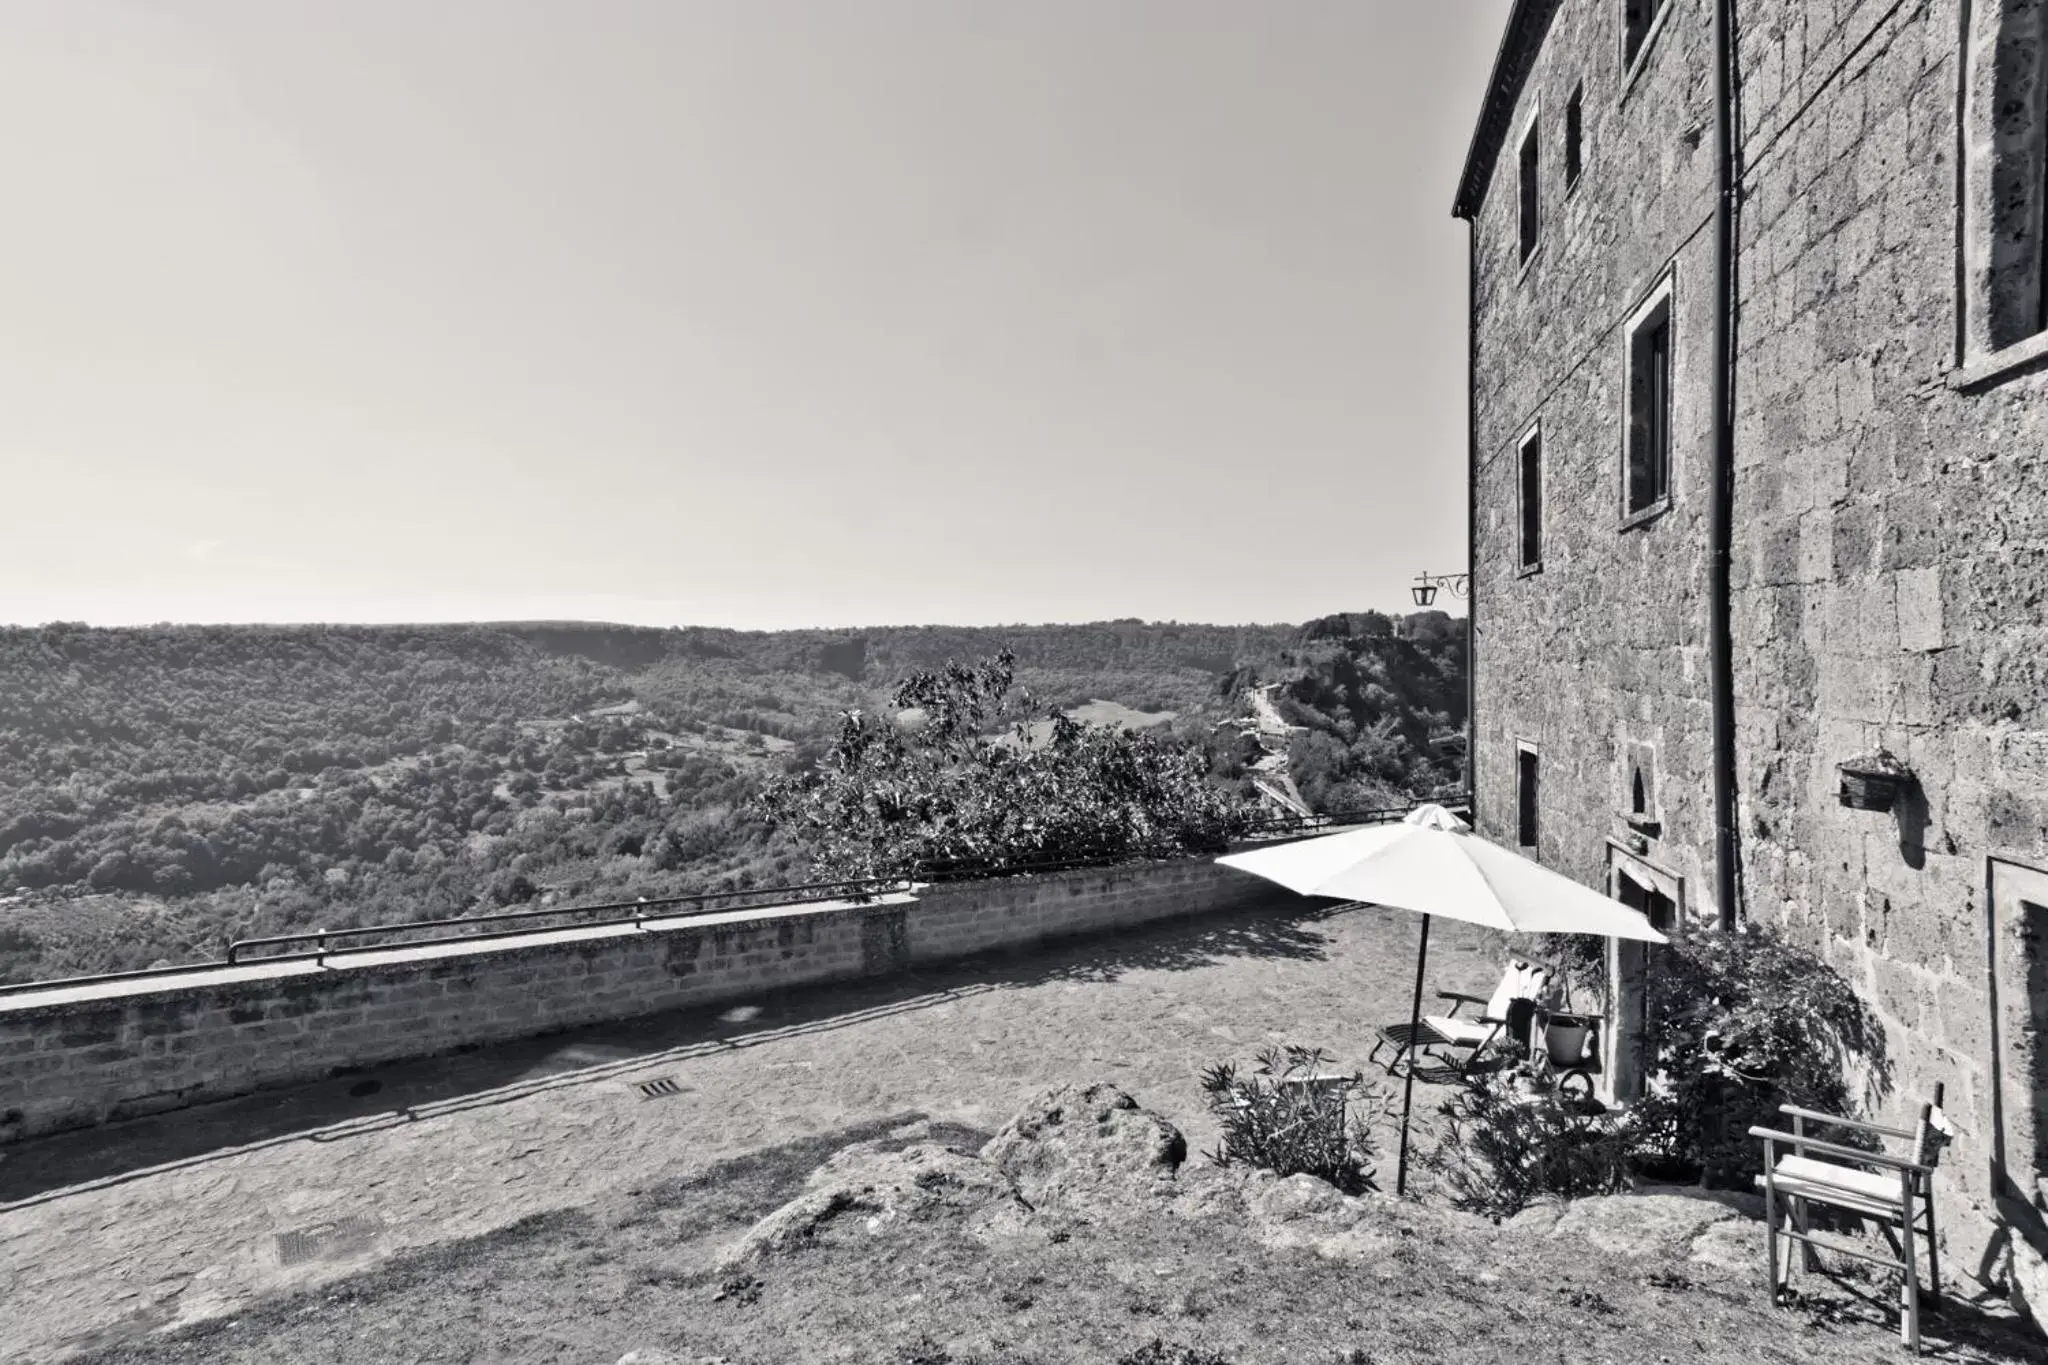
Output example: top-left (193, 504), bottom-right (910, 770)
top-left (634, 1076), bottom-right (683, 1099)
top-left (275, 1215), bottom-right (383, 1266)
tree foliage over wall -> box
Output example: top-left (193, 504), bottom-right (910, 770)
top-left (757, 652), bottom-right (1257, 880)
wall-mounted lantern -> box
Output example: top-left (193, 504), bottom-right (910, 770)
top-left (1837, 749), bottom-right (1912, 813)
top-left (1411, 572), bottom-right (1470, 608)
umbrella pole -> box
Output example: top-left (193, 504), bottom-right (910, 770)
top-left (1395, 912), bottom-right (1431, 1196)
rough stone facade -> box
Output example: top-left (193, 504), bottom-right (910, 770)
top-left (1459, 0), bottom-right (2048, 1282)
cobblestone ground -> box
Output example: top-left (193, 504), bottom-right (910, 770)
top-left (0, 899), bottom-right (1503, 1364)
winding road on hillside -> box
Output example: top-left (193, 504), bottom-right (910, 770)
top-left (1227, 684), bottom-right (1313, 820)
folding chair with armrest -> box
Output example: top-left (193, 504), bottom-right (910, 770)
top-left (1750, 1085), bottom-right (1954, 1354)
top-left (1369, 959), bottom-right (1549, 1078)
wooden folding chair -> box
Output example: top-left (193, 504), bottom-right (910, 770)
top-left (1749, 1085), bottom-right (1955, 1353)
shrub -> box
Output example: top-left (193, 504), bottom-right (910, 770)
top-left (1198, 1045), bottom-right (1390, 1195)
top-left (1427, 1068), bottom-right (1632, 1218)
top-left (1630, 921), bottom-right (1887, 1187)
top-left (757, 650), bottom-right (1256, 880)
top-left (1525, 932), bottom-right (1606, 1008)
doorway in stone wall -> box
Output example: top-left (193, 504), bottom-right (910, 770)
top-left (1990, 856), bottom-right (2048, 1204)
top-left (1604, 844), bottom-right (1684, 1102)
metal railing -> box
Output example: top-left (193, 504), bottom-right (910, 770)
top-left (0, 797), bottom-right (1464, 997)
top-left (220, 874), bottom-right (914, 968)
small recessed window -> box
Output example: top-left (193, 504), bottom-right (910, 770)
top-left (1624, 0), bottom-right (1666, 68)
top-left (1517, 748), bottom-right (1540, 848)
top-left (1625, 282), bottom-right (1674, 516)
top-left (1565, 85), bottom-right (1584, 189)
top-left (1619, 870), bottom-right (1678, 931)
top-left (1518, 425), bottom-right (1543, 570)
top-left (1518, 116), bottom-right (1541, 264)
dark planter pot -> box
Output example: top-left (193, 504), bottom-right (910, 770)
top-left (1542, 1020), bottom-right (1596, 1072)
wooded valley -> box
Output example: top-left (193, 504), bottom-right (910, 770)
top-left (0, 613), bottom-right (1465, 982)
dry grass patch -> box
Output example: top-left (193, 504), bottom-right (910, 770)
top-left (63, 1102), bottom-right (2043, 1365)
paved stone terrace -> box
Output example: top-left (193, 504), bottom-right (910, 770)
top-left (0, 897), bottom-right (1504, 1365)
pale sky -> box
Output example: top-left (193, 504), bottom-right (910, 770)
top-left (1, 1), bottom-right (1508, 631)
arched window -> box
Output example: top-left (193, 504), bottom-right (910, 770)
top-left (1631, 767), bottom-right (1648, 816)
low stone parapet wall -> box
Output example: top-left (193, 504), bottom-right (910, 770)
top-left (0, 854), bottom-right (1296, 1144)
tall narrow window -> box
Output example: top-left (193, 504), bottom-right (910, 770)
top-left (1517, 747), bottom-right (1540, 848)
top-left (1519, 116), bottom-right (1541, 263)
top-left (1625, 281), bottom-right (1674, 516)
top-left (1624, 0), bottom-right (1666, 68)
top-left (1565, 85), bottom-right (1584, 189)
top-left (1978, 4), bottom-right (2048, 349)
top-left (1518, 425), bottom-right (1543, 570)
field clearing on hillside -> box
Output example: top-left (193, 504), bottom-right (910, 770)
top-left (0, 893), bottom-right (169, 945)
top-left (991, 700), bottom-right (1182, 750)
top-left (1066, 699), bottom-right (1179, 729)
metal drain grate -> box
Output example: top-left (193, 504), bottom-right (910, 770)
top-left (633, 1075), bottom-right (682, 1099)
top-left (275, 1215), bottom-right (383, 1267)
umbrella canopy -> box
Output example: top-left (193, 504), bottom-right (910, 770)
top-left (1216, 803), bottom-right (1668, 944)
top-left (1215, 802), bottom-right (1669, 1196)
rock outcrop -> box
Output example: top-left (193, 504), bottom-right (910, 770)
top-left (718, 1083), bottom-right (1188, 1267)
top-left (1503, 1185), bottom-right (1764, 1271)
top-left (715, 1140), bottom-right (1027, 1268)
top-left (978, 1082), bottom-right (1188, 1212)
top-left (715, 1085), bottom-right (1785, 1312)
top-left (1242, 1172), bottom-right (1404, 1264)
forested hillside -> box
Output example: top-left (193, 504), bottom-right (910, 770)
top-left (0, 614), bottom-right (1464, 983)
top-left (1276, 611), bottom-right (1469, 811)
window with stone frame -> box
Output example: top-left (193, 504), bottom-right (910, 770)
top-left (1624, 0), bottom-right (1667, 70)
top-left (1616, 866), bottom-right (1676, 931)
top-left (1519, 111), bottom-right (1542, 264)
top-left (1565, 83), bottom-right (1585, 191)
top-left (1518, 423), bottom-right (1543, 570)
top-left (1517, 745), bottom-right (1540, 847)
top-left (1624, 276), bottom-right (1674, 517)
top-left (1976, 1), bottom-right (2048, 353)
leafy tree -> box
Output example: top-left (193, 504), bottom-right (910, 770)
top-left (1629, 922), bottom-right (1887, 1187)
top-left (1259, 613), bottom-right (1468, 809)
top-left (757, 651), bottom-right (1255, 880)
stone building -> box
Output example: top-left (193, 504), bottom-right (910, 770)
top-left (1453, 0), bottom-right (2048, 1286)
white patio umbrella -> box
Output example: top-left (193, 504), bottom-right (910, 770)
top-left (1215, 802), bottom-right (1670, 1193)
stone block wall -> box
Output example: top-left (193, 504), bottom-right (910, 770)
top-left (1469, 0), bottom-right (1725, 920)
top-left (1728, 0), bottom-right (2048, 1275)
top-left (0, 856), bottom-right (1295, 1145)
top-left (1466, 0), bottom-right (2048, 1279)
top-left (907, 858), bottom-right (1286, 964)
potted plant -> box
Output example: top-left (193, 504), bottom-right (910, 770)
top-left (1837, 749), bottom-right (1911, 813)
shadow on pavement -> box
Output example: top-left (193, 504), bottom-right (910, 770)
top-left (0, 891), bottom-right (1353, 1208)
